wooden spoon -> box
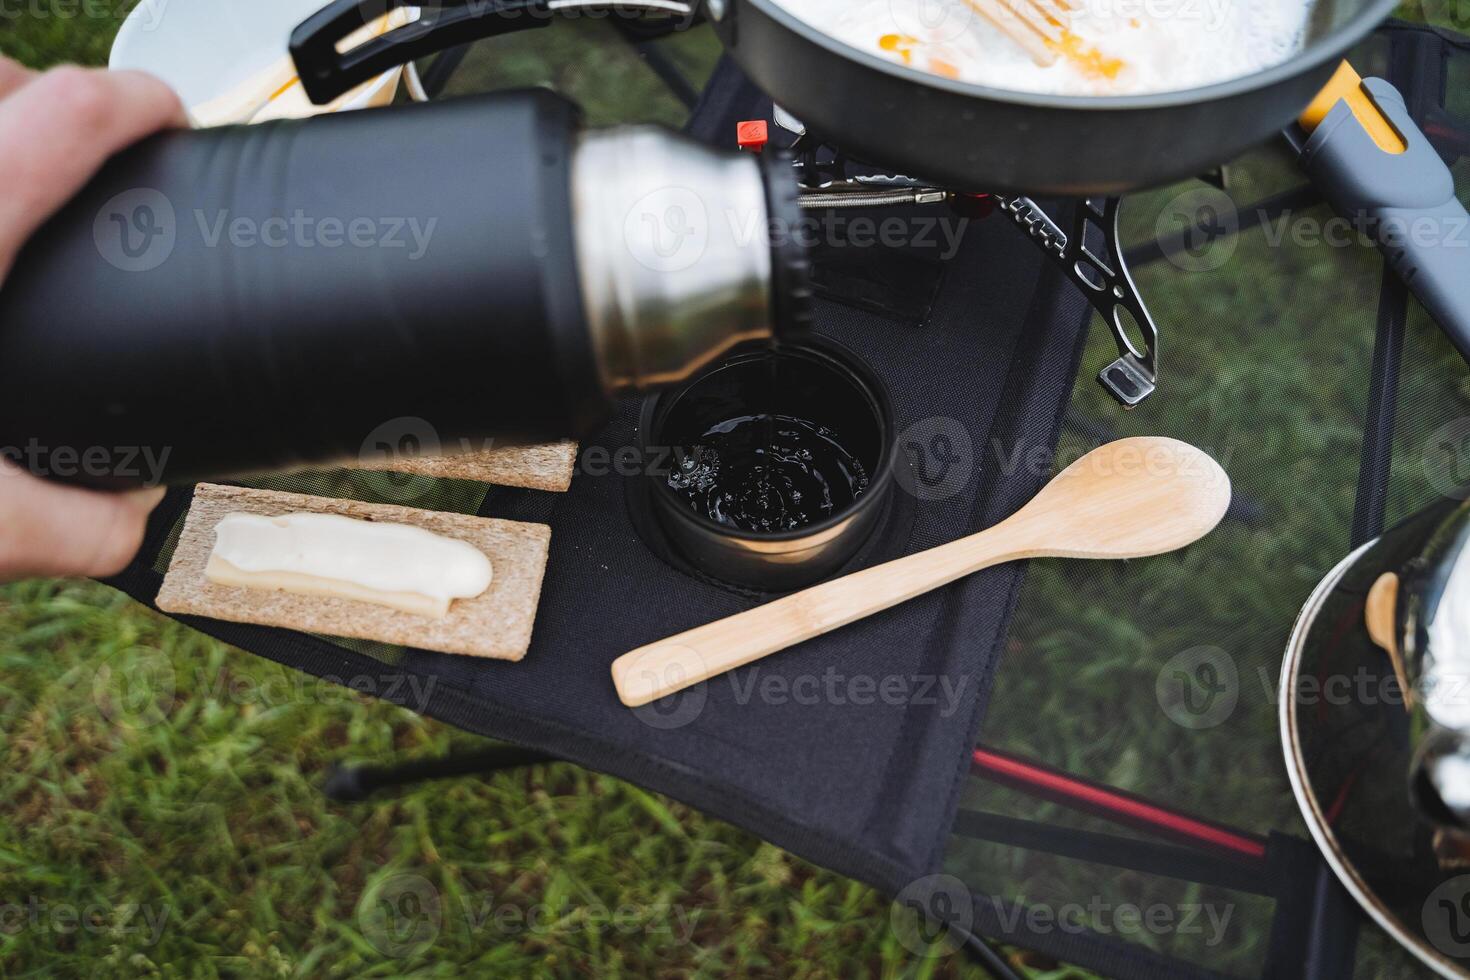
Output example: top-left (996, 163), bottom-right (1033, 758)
top-left (611, 437), bottom-right (1231, 707)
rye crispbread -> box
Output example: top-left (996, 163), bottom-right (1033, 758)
top-left (347, 442), bottom-right (578, 492)
top-left (156, 484), bottom-right (550, 660)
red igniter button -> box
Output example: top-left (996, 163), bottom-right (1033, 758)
top-left (736, 120), bottom-right (769, 152)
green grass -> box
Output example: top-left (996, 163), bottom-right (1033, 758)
top-left (1, 578), bottom-right (1000, 977)
top-left (3, 2), bottom-right (1470, 977)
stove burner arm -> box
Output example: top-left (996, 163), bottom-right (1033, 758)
top-left (785, 126), bottom-right (1159, 406)
top-left (796, 183), bottom-right (949, 209)
top-left (995, 195), bottom-right (1160, 407)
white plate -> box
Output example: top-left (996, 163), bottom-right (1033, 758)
top-left (109, 0), bottom-right (404, 123)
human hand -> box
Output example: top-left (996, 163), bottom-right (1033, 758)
top-left (0, 56), bottom-right (185, 581)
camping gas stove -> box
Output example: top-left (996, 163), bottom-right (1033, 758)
top-left (755, 106), bottom-right (1161, 407)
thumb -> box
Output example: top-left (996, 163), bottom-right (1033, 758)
top-left (0, 460), bottom-right (167, 580)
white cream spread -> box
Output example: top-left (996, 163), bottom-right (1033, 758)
top-left (207, 512), bottom-right (493, 618)
top-left (776, 0), bottom-right (1315, 96)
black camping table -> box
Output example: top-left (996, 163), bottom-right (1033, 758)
top-left (105, 16), bottom-right (1470, 978)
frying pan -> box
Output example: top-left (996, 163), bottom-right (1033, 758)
top-left (707, 0), bottom-right (1399, 193)
top-left (289, 0), bottom-right (1399, 194)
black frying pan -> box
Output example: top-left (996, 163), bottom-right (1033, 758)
top-left (710, 0), bottom-right (1399, 193)
top-left (292, 0), bottom-right (1398, 194)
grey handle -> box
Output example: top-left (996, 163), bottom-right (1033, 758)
top-left (1297, 76), bottom-right (1470, 359)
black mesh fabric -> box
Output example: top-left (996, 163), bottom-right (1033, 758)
top-left (99, 19), bottom-right (1470, 979)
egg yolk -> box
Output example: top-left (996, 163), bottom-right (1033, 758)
top-left (879, 28), bottom-right (1124, 85)
top-left (1048, 30), bottom-right (1126, 81)
top-left (878, 33), bottom-right (919, 65)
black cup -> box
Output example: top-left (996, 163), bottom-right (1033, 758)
top-left (639, 339), bottom-right (895, 591)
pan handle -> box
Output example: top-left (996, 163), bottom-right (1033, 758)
top-left (1293, 67), bottom-right (1470, 362)
top-left (290, 0), bottom-right (697, 105)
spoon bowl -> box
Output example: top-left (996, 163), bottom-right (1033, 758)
top-left (998, 436), bottom-right (1232, 560)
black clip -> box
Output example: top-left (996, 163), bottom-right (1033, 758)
top-left (290, 0), bottom-right (552, 105)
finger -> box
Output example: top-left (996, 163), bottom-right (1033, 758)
top-left (0, 66), bottom-right (185, 278)
top-left (0, 56), bottom-right (34, 101)
top-left (0, 461), bottom-right (167, 581)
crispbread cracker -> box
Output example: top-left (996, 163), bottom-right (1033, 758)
top-left (156, 484), bottom-right (550, 660)
top-left (347, 442), bottom-right (578, 492)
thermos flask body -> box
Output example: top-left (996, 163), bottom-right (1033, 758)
top-left (0, 88), bottom-right (804, 486)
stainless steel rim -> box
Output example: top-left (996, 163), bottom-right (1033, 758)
top-left (570, 125), bottom-right (774, 393)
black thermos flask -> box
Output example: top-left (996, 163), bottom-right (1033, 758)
top-left (0, 88), bottom-right (808, 486)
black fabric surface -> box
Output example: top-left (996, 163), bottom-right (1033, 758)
top-left (105, 60), bottom-right (1091, 901)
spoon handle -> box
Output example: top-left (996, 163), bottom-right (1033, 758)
top-left (612, 436), bottom-right (1230, 708)
top-left (611, 523), bottom-right (1036, 707)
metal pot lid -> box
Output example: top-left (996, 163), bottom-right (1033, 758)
top-left (1281, 497), bottom-right (1470, 978)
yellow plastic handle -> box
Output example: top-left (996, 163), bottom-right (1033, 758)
top-left (1299, 61), bottom-right (1406, 155)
